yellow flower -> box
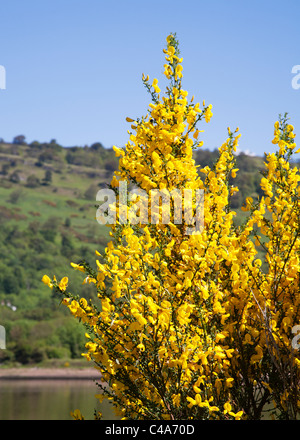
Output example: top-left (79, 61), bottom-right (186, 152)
top-left (70, 409), bottom-right (84, 420)
top-left (58, 276), bottom-right (68, 292)
top-left (137, 343), bottom-right (145, 352)
top-left (110, 175), bottom-right (119, 188)
top-left (225, 378), bottom-right (234, 388)
top-left (113, 145), bottom-right (125, 157)
top-left (204, 104), bottom-right (213, 122)
top-left (70, 262), bottom-right (85, 272)
top-left (233, 411), bottom-right (243, 420)
top-left (231, 168), bottom-right (239, 178)
top-left (68, 300), bottom-right (80, 315)
top-left (175, 64), bottom-right (183, 80)
top-left (42, 275), bottom-right (53, 288)
top-left (152, 78), bottom-right (161, 94)
top-left (223, 402), bottom-right (231, 413)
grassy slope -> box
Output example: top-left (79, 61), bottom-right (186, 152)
top-left (0, 142), bottom-right (112, 365)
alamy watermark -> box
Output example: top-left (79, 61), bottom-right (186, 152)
top-left (0, 325), bottom-right (5, 349)
top-left (96, 181), bottom-right (204, 235)
top-left (0, 65), bottom-right (6, 90)
top-left (292, 325), bottom-right (300, 350)
top-left (291, 65), bottom-right (300, 90)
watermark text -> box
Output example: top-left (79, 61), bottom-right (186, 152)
top-left (291, 65), bottom-right (300, 90)
top-left (0, 325), bottom-right (5, 349)
top-left (0, 65), bottom-right (6, 90)
top-left (96, 181), bottom-right (204, 235)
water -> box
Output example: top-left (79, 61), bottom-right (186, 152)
top-left (0, 379), bottom-right (119, 420)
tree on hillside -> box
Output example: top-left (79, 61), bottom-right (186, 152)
top-left (104, 158), bottom-right (118, 173)
top-left (9, 170), bottom-right (20, 184)
top-left (90, 142), bottom-right (104, 151)
top-left (42, 169), bottom-right (52, 185)
top-left (26, 174), bottom-right (40, 188)
top-left (13, 135), bottom-right (26, 145)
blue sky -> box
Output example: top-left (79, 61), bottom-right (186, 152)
top-left (0, 0), bottom-right (299, 156)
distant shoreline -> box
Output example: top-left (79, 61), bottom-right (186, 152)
top-left (0, 367), bottom-right (99, 380)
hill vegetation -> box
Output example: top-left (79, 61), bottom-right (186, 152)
top-left (0, 136), bottom-right (297, 366)
top-left (0, 137), bottom-right (114, 365)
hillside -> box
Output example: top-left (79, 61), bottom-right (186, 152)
top-left (0, 137), bottom-right (295, 366)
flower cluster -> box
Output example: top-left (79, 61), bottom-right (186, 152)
top-left (44, 35), bottom-right (300, 420)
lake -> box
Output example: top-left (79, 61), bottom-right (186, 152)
top-left (0, 379), bottom-right (119, 420)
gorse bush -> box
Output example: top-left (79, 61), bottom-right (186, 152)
top-left (44, 34), bottom-right (300, 420)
